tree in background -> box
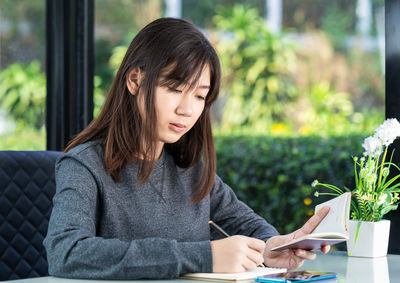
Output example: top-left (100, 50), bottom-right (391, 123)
top-left (0, 61), bottom-right (45, 129)
top-left (0, 0), bottom-right (45, 66)
top-left (211, 4), bottom-right (383, 136)
top-left (212, 5), bottom-right (297, 135)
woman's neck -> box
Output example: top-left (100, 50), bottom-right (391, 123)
top-left (135, 141), bottom-right (164, 161)
top-left (155, 142), bottom-right (164, 160)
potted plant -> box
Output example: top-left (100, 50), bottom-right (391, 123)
top-left (312, 118), bottom-right (400, 257)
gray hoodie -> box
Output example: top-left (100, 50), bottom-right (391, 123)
top-left (43, 141), bottom-right (278, 279)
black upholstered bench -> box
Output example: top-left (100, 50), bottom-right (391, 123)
top-left (0, 151), bottom-right (61, 280)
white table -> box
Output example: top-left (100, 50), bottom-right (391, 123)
top-left (297, 251), bottom-right (400, 282)
top-left (5, 252), bottom-right (400, 283)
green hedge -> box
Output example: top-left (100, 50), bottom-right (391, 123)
top-left (215, 135), bottom-right (364, 234)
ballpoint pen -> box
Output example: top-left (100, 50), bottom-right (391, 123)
top-left (208, 220), bottom-right (266, 267)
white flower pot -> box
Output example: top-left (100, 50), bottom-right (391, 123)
top-left (346, 219), bottom-right (390, 257)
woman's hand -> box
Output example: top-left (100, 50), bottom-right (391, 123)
top-left (211, 235), bottom-right (266, 273)
top-left (264, 206), bottom-right (331, 269)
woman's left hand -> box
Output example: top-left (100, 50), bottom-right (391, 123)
top-left (263, 206), bottom-right (331, 269)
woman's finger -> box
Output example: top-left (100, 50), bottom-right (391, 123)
top-left (290, 252), bottom-right (305, 269)
top-left (247, 238), bottom-right (267, 253)
top-left (246, 248), bottom-right (265, 266)
top-left (299, 206), bottom-right (330, 235)
top-left (241, 256), bottom-right (259, 271)
top-left (321, 245), bottom-right (331, 254)
top-left (294, 249), bottom-right (317, 260)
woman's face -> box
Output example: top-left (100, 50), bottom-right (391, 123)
top-left (154, 65), bottom-right (210, 147)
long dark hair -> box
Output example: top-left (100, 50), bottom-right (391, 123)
top-left (65, 18), bottom-right (221, 202)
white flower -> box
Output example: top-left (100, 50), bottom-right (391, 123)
top-left (360, 157), bottom-right (365, 163)
top-left (360, 168), bottom-right (367, 178)
top-left (311, 180), bottom-right (319, 187)
top-left (362, 136), bottom-right (381, 157)
top-left (366, 173), bottom-right (377, 185)
top-left (374, 118), bottom-right (400, 147)
top-left (369, 162), bottom-right (376, 173)
top-left (377, 194), bottom-right (387, 205)
top-left (314, 191), bottom-right (319, 197)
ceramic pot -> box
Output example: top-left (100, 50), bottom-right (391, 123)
top-left (346, 219), bottom-right (390, 257)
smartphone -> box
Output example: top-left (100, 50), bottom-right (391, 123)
top-left (254, 270), bottom-right (337, 283)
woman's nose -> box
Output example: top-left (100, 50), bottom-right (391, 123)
top-left (176, 94), bottom-right (193, 116)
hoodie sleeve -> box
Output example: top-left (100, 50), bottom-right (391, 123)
top-left (209, 175), bottom-right (279, 241)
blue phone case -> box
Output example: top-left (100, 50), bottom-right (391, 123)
top-left (255, 270), bottom-right (337, 283)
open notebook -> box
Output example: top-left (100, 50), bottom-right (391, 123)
top-left (180, 267), bottom-right (287, 282)
top-left (271, 192), bottom-right (351, 251)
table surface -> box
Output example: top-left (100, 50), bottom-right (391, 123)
top-left (6, 251), bottom-right (400, 283)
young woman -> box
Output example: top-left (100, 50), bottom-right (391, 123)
top-left (44, 18), bottom-right (330, 280)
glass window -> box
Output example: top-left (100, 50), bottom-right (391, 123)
top-left (93, 0), bottom-right (163, 117)
top-left (93, 0), bottom-right (384, 136)
top-left (0, 0), bottom-right (46, 150)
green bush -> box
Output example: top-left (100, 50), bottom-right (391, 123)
top-left (215, 135), bottom-right (364, 234)
top-left (213, 5), bottom-right (297, 135)
top-left (0, 61), bottom-right (46, 129)
top-left (211, 5), bottom-right (383, 136)
top-left (0, 122), bottom-right (45, 150)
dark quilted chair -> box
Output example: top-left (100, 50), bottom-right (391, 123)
top-left (0, 151), bottom-right (61, 280)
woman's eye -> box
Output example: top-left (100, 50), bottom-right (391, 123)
top-left (168, 88), bottom-right (182, 93)
top-left (197, 95), bottom-right (206, 101)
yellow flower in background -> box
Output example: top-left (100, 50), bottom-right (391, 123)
top-left (299, 125), bottom-right (312, 135)
top-left (306, 210), bottom-right (314, 216)
top-left (271, 123), bottom-right (289, 135)
top-left (304, 198), bottom-right (312, 206)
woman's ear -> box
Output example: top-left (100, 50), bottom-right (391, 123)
top-left (126, 67), bottom-right (142, 95)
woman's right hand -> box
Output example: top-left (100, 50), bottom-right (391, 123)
top-left (210, 235), bottom-right (266, 273)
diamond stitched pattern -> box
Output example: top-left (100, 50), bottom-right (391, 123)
top-left (0, 151), bottom-right (60, 280)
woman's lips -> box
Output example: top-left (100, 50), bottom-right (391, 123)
top-left (169, 123), bottom-right (186, 132)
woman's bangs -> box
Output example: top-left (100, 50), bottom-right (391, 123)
top-left (158, 56), bottom-right (211, 91)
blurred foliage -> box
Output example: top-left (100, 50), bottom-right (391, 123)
top-left (0, 0), bottom-right (45, 66)
top-left (0, 122), bottom-right (45, 150)
top-left (1, 1), bottom-right (385, 145)
top-left (93, 45), bottom-right (128, 117)
top-left (215, 134), bottom-right (365, 234)
top-left (286, 31), bottom-right (384, 135)
top-left (283, 0), bottom-right (356, 33)
top-left (282, 0), bottom-right (384, 34)
top-left (347, 47), bottom-right (385, 108)
top-left (93, 0), bottom-right (163, 115)
top-left (321, 3), bottom-right (353, 50)
top-left (286, 82), bottom-right (383, 135)
top-left (0, 61), bottom-right (45, 129)
top-left (95, 0), bottom-right (161, 43)
top-left (94, 38), bottom-right (116, 99)
top-left (211, 5), bottom-right (383, 136)
top-left (212, 5), bottom-right (297, 135)
top-left (182, 0), bottom-right (264, 28)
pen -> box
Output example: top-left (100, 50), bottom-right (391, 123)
top-left (208, 220), bottom-right (230, 237)
top-left (208, 220), bottom-right (266, 267)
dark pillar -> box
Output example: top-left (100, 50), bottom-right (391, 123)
top-left (46, 0), bottom-right (94, 151)
top-left (385, 0), bottom-right (400, 254)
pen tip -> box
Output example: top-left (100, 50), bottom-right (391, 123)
top-left (208, 220), bottom-right (213, 224)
